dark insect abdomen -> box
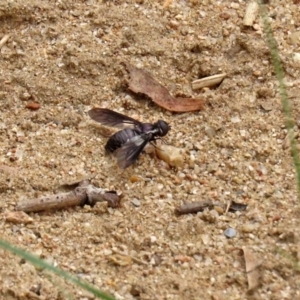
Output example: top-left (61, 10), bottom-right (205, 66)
top-left (105, 128), bottom-right (140, 153)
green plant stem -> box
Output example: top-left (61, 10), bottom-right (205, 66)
top-left (259, 1), bottom-right (300, 197)
top-left (0, 239), bottom-right (116, 300)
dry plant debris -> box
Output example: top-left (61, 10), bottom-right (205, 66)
top-left (175, 200), bottom-right (247, 215)
top-left (15, 180), bottom-right (121, 212)
top-left (125, 62), bottom-right (204, 112)
top-left (192, 73), bottom-right (227, 90)
top-left (0, 34), bottom-right (10, 49)
top-left (243, 247), bottom-right (263, 292)
top-left (243, 1), bottom-right (259, 27)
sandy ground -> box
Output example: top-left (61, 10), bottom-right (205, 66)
top-left (1, 0), bottom-right (300, 299)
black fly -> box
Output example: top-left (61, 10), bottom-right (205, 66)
top-left (88, 108), bottom-right (170, 169)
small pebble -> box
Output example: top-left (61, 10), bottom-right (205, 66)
top-left (150, 235), bottom-right (157, 243)
top-left (230, 3), bottom-right (239, 9)
top-left (219, 12), bottom-right (231, 20)
top-left (204, 126), bottom-right (216, 138)
top-left (26, 102), bottom-right (40, 110)
top-left (156, 145), bottom-right (184, 168)
top-left (201, 234), bottom-right (210, 245)
top-left (231, 116), bottom-right (241, 123)
top-left (71, 10), bottom-right (81, 17)
top-left (19, 92), bottom-right (32, 100)
top-left (131, 198), bottom-right (141, 207)
top-left (260, 102), bottom-right (273, 112)
top-left (4, 211), bottom-right (33, 224)
top-left (103, 249), bottom-right (113, 256)
top-left (293, 51), bottom-right (300, 62)
top-left (224, 227), bottom-right (236, 238)
top-left (241, 224), bottom-right (257, 233)
top-left (130, 175), bottom-right (143, 183)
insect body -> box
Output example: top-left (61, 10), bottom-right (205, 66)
top-left (88, 108), bottom-right (170, 169)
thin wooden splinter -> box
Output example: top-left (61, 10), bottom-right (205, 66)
top-left (0, 34), bottom-right (10, 49)
top-left (15, 181), bottom-right (121, 213)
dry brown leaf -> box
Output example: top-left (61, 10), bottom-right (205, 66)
top-left (243, 247), bottom-right (263, 292)
top-left (124, 63), bottom-right (204, 112)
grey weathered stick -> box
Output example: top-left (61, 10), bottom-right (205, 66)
top-left (15, 188), bottom-right (87, 213)
top-left (15, 183), bottom-right (121, 212)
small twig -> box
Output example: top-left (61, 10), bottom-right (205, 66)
top-left (15, 181), bottom-right (121, 213)
top-left (15, 189), bottom-right (86, 212)
top-left (0, 34), bottom-right (10, 49)
top-left (175, 200), bottom-right (247, 215)
top-left (225, 199), bottom-right (232, 214)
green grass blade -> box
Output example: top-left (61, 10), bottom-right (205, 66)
top-left (0, 239), bottom-right (116, 300)
top-left (259, 1), bottom-right (300, 197)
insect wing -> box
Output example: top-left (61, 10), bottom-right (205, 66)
top-left (88, 108), bottom-right (141, 128)
top-left (116, 134), bottom-right (151, 169)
